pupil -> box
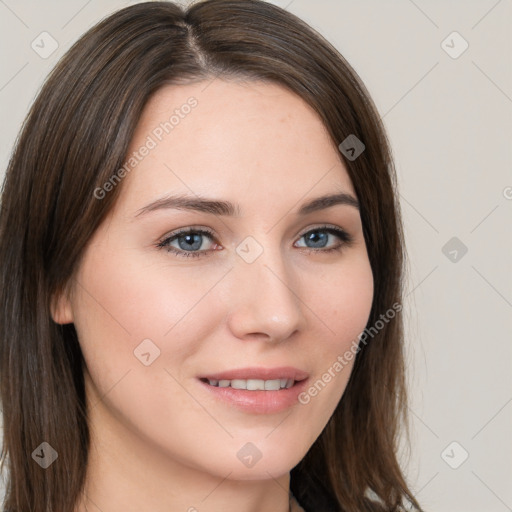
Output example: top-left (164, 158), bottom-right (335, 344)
top-left (180, 233), bottom-right (201, 250)
top-left (307, 231), bottom-right (327, 248)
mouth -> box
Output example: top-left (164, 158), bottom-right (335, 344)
top-left (197, 366), bottom-right (308, 389)
top-left (199, 377), bottom-right (298, 390)
top-left (196, 366), bottom-right (309, 414)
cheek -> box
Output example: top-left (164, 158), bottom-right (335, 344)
top-left (72, 243), bottom-right (226, 345)
top-left (69, 245), bottom-right (235, 460)
top-left (294, 255), bottom-right (374, 426)
top-left (311, 253), bottom-right (374, 351)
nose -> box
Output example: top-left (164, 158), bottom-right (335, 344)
top-left (225, 244), bottom-right (305, 343)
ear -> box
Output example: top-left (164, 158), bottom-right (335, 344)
top-left (50, 285), bottom-right (74, 325)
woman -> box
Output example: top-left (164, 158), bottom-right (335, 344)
top-left (0, 1), bottom-right (424, 511)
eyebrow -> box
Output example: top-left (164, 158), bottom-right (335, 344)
top-left (134, 191), bottom-right (359, 218)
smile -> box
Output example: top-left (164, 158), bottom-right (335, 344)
top-left (200, 378), bottom-right (295, 390)
top-left (197, 367), bottom-right (310, 414)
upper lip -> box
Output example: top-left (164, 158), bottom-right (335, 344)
top-left (199, 366), bottom-right (309, 382)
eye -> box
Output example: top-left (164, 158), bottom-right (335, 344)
top-left (156, 227), bottom-right (219, 259)
top-left (294, 225), bottom-right (353, 254)
top-left (156, 224), bottom-right (353, 259)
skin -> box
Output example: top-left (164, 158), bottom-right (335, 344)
top-left (52, 79), bottom-right (374, 512)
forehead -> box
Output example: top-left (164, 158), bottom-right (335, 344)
top-left (118, 79), bottom-right (355, 211)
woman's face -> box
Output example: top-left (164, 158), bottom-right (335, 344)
top-left (54, 79), bottom-right (374, 481)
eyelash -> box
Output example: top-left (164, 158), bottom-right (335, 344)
top-left (156, 225), bottom-right (354, 259)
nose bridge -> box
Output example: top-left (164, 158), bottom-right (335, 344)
top-left (226, 235), bottom-right (304, 341)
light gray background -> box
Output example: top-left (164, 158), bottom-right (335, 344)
top-left (0, 1), bottom-right (511, 511)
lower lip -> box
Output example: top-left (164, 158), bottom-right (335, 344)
top-left (197, 378), bottom-right (309, 414)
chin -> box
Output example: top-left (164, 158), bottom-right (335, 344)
top-left (196, 444), bottom-right (306, 481)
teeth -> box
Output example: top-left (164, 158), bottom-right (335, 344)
top-left (206, 378), bottom-right (294, 390)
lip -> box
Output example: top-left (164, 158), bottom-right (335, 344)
top-left (197, 366), bottom-right (310, 414)
top-left (198, 366), bottom-right (309, 382)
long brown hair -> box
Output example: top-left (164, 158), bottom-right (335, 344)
top-left (0, 1), bottom-right (423, 511)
